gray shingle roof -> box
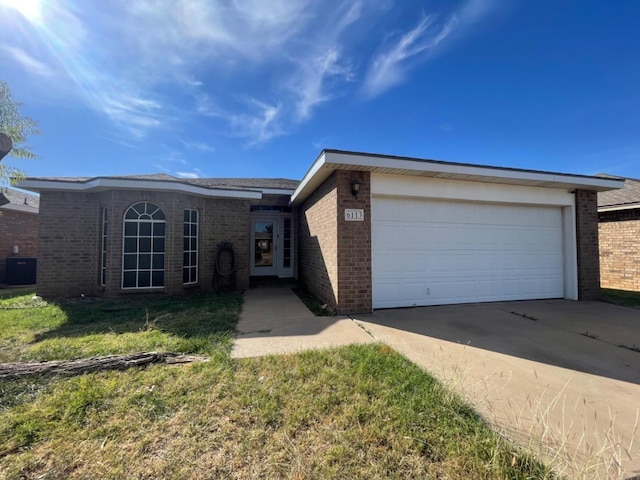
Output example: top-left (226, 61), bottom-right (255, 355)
top-left (597, 174), bottom-right (640, 209)
top-left (0, 187), bottom-right (40, 209)
top-left (23, 174), bottom-right (300, 191)
top-left (186, 178), bottom-right (299, 190)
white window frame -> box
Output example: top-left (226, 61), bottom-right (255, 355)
top-left (183, 209), bottom-right (199, 285)
top-left (122, 202), bottom-right (166, 289)
top-left (101, 207), bottom-right (107, 286)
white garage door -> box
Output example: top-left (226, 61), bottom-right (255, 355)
top-left (372, 197), bottom-right (565, 308)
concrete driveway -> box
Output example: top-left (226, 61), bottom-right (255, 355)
top-left (353, 300), bottom-right (640, 479)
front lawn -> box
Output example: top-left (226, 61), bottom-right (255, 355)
top-left (0, 293), bottom-right (554, 479)
top-left (0, 293), bottom-right (241, 363)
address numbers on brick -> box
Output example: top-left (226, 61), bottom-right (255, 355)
top-left (345, 209), bottom-right (365, 221)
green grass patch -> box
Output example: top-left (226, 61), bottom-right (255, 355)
top-left (0, 293), bottom-right (555, 478)
top-left (0, 292), bottom-right (242, 363)
top-left (0, 344), bottom-right (555, 479)
top-left (601, 288), bottom-right (640, 307)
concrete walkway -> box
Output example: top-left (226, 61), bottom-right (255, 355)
top-left (231, 284), bottom-right (373, 358)
top-left (232, 289), bottom-right (640, 478)
top-left (353, 300), bottom-right (640, 480)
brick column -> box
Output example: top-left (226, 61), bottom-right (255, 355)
top-left (575, 189), bottom-right (601, 300)
top-left (336, 170), bottom-right (372, 313)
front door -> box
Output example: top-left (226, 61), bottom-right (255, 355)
top-left (251, 218), bottom-right (278, 276)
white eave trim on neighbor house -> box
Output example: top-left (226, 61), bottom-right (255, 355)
top-left (17, 178), bottom-right (263, 200)
top-left (290, 150), bottom-right (625, 206)
top-left (598, 203), bottom-right (640, 212)
top-left (258, 188), bottom-right (296, 195)
top-left (0, 203), bottom-right (38, 214)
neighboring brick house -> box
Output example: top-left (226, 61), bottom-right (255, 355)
top-left (19, 150), bottom-right (623, 313)
top-left (0, 188), bottom-right (39, 284)
top-left (597, 175), bottom-right (640, 292)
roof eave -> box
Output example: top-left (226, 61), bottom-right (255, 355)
top-left (0, 203), bottom-right (39, 214)
top-left (598, 203), bottom-right (640, 212)
top-left (16, 178), bottom-right (263, 200)
top-left (289, 150), bottom-right (625, 205)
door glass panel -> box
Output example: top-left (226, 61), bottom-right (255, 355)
top-left (254, 221), bottom-right (274, 267)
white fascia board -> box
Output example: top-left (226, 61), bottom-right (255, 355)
top-left (327, 151), bottom-right (624, 191)
top-left (290, 152), bottom-right (330, 205)
top-left (290, 150), bottom-right (624, 205)
top-left (17, 178), bottom-right (262, 200)
top-left (259, 188), bottom-right (296, 195)
top-left (0, 203), bottom-right (38, 214)
top-left (598, 204), bottom-right (640, 212)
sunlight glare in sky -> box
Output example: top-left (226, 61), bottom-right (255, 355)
top-left (0, 0), bottom-right (41, 21)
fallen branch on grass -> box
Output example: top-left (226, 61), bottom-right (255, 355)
top-left (0, 352), bottom-right (210, 379)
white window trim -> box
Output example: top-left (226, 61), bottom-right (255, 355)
top-left (122, 202), bottom-right (166, 290)
top-left (183, 209), bottom-right (199, 285)
top-left (101, 207), bottom-right (107, 286)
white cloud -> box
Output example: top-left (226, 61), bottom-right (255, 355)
top-left (1, 45), bottom-right (55, 77)
top-left (292, 47), bottom-right (354, 120)
top-left (175, 171), bottom-right (199, 179)
top-left (362, 15), bottom-right (457, 99)
top-left (362, 0), bottom-right (498, 99)
top-left (2, 0), bottom-right (503, 145)
top-left (227, 98), bottom-right (284, 146)
top-left (178, 137), bottom-right (215, 153)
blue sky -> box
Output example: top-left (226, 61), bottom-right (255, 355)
top-left (1, 0), bottom-right (638, 181)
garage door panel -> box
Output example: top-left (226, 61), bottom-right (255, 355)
top-left (372, 197), bottom-right (565, 308)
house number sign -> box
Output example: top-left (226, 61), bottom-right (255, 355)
top-left (345, 209), bottom-right (364, 221)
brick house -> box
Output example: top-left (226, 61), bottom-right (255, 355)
top-left (18, 150), bottom-right (623, 313)
top-left (597, 175), bottom-right (640, 291)
top-left (0, 188), bottom-right (39, 284)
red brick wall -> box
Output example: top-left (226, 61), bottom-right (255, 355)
top-left (298, 170), bottom-right (372, 314)
top-left (575, 189), bottom-right (601, 300)
top-left (298, 173), bottom-right (339, 308)
top-left (335, 171), bottom-right (372, 313)
top-left (598, 208), bottom-right (640, 291)
top-left (37, 191), bottom-right (100, 297)
top-left (37, 190), bottom-right (251, 298)
top-left (0, 209), bottom-right (38, 283)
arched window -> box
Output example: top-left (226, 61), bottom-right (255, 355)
top-left (122, 202), bottom-right (165, 289)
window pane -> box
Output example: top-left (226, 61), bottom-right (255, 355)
top-left (124, 222), bottom-right (137, 236)
top-left (123, 202), bottom-right (165, 290)
top-left (184, 210), bottom-right (190, 222)
top-left (183, 223), bottom-right (189, 236)
top-left (123, 271), bottom-right (136, 288)
top-left (103, 222), bottom-right (107, 235)
top-left (124, 237), bottom-right (137, 252)
top-left (125, 208), bottom-right (139, 220)
top-left (139, 237), bottom-right (151, 252)
top-left (153, 238), bottom-right (165, 253)
top-left (190, 238), bottom-right (197, 250)
top-left (138, 271), bottom-right (151, 287)
top-left (102, 252), bottom-right (107, 265)
top-left (152, 271), bottom-right (164, 286)
top-left (123, 254), bottom-right (137, 269)
top-left (190, 266), bottom-right (197, 282)
top-left (152, 254), bottom-right (164, 269)
top-left (183, 267), bottom-right (189, 284)
top-left (139, 222), bottom-right (151, 236)
top-left (189, 224), bottom-right (196, 236)
top-left (183, 252), bottom-right (189, 267)
top-left (191, 252), bottom-right (197, 265)
top-left (139, 254), bottom-right (151, 269)
top-left (183, 238), bottom-right (189, 251)
top-left (191, 210), bottom-right (198, 223)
